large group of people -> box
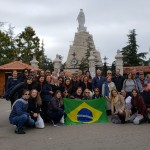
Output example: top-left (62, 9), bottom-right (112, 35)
top-left (6, 68), bottom-right (150, 134)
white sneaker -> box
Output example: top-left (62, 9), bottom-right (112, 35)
top-left (51, 120), bottom-right (60, 127)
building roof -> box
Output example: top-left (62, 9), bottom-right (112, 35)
top-left (0, 61), bottom-right (38, 70)
top-left (123, 66), bottom-right (150, 74)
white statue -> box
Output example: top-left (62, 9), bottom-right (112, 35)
top-left (77, 9), bottom-right (87, 32)
top-left (77, 9), bottom-right (85, 27)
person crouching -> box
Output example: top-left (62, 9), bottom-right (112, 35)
top-left (9, 89), bottom-right (35, 134)
top-left (47, 90), bottom-right (65, 126)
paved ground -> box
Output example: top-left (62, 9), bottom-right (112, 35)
top-left (0, 98), bottom-right (150, 150)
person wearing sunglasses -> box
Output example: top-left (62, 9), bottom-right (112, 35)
top-left (9, 90), bottom-right (35, 134)
top-left (62, 89), bottom-right (70, 98)
top-left (82, 89), bottom-right (91, 100)
top-left (92, 88), bottom-right (101, 99)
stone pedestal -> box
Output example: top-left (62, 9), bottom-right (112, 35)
top-left (65, 32), bottom-right (103, 69)
top-left (30, 54), bottom-right (39, 68)
top-left (88, 51), bottom-right (96, 78)
top-left (115, 50), bottom-right (123, 75)
top-left (53, 54), bottom-right (62, 77)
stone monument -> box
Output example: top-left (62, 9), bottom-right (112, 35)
top-left (88, 51), bottom-right (96, 78)
top-left (30, 54), bottom-right (39, 68)
top-left (65, 9), bottom-right (103, 73)
top-left (53, 54), bottom-right (62, 76)
top-left (115, 50), bottom-right (123, 75)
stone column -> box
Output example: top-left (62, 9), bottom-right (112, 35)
top-left (30, 54), bottom-right (39, 68)
top-left (53, 54), bottom-right (62, 77)
top-left (115, 50), bottom-right (123, 75)
top-left (88, 51), bottom-right (96, 78)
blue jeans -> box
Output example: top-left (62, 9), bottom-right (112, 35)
top-left (10, 114), bottom-right (35, 131)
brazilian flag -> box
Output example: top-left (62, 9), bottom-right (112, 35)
top-left (63, 98), bottom-right (109, 125)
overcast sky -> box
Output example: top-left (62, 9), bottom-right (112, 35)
top-left (1, 0), bottom-right (150, 65)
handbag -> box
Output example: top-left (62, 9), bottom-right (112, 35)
top-left (111, 114), bottom-right (121, 124)
top-left (60, 115), bottom-right (64, 124)
top-left (35, 114), bottom-right (45, 128)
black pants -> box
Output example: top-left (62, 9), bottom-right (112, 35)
top-left (41, 101), bottom-right (49, 122)
top-left (47, 110), bottom-right (64, 124)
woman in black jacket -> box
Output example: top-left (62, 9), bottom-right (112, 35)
top-left (28, 89), bottom-right (42, 121)
top-left (5, 70), bottom-right (20, 100)
top-left (41, 75), bottom-right (54, 122)
top-left (9, 76), bottom-right (34, 106)
top-left (64, 78), bottom-right (73, 95)
top-left (47, 90), bottom-right (64, 125)
top-left (32, 75), bottom-right (45, 93)
top-left (70, 87), bottom-right (83, 100)
top-left (80, 76), bottom-right (92, 93)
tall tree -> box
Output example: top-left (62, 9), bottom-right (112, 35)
top-left (6, 24), bottom-right (19, 60)
top-left (121, 29), bottom-right (147, 66)
top-left (38, 40), bottom-right (54, 70)
top-left (0, 30), bottom-right (18, 65)
top-left (16, 26), bottom-right (41, 64)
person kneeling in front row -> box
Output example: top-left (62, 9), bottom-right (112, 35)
top-left (9, 90), bottom-right (35, 134)
top-left (130, 89), bottom-right (146, 125)
top-left (47, 90), bottom-right (65, 126)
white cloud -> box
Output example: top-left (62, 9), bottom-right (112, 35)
top-left (1, 0), bottom-right (150, 65)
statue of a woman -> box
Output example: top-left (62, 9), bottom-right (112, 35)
top-left (77, 9), bottom-right (85, 27)
top-left (77, 9), bottom-right (86, 32)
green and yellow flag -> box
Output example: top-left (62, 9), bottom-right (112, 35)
top-left (63, 98), bottom-right (109, 125)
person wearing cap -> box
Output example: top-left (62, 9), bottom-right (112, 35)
top-left (9, 76), bottom-right (34, 106)
top-left (18, 69), bottom-right (29, 82)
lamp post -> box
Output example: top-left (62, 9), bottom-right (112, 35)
top-left (103, 56), bottom-right (108, 76)
top-left (115, 50), bottom-right (123, 75)
top-left (53, 54), bottom-right (62, 77)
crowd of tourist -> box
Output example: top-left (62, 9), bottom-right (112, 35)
top-left (5, 68), bottom-right (150, 134)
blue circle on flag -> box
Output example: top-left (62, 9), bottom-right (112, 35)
top-left (77, 108), bottom-right (93, 122)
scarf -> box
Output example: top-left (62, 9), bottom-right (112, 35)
top-left (111, 95), bottom-right (119, 114)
